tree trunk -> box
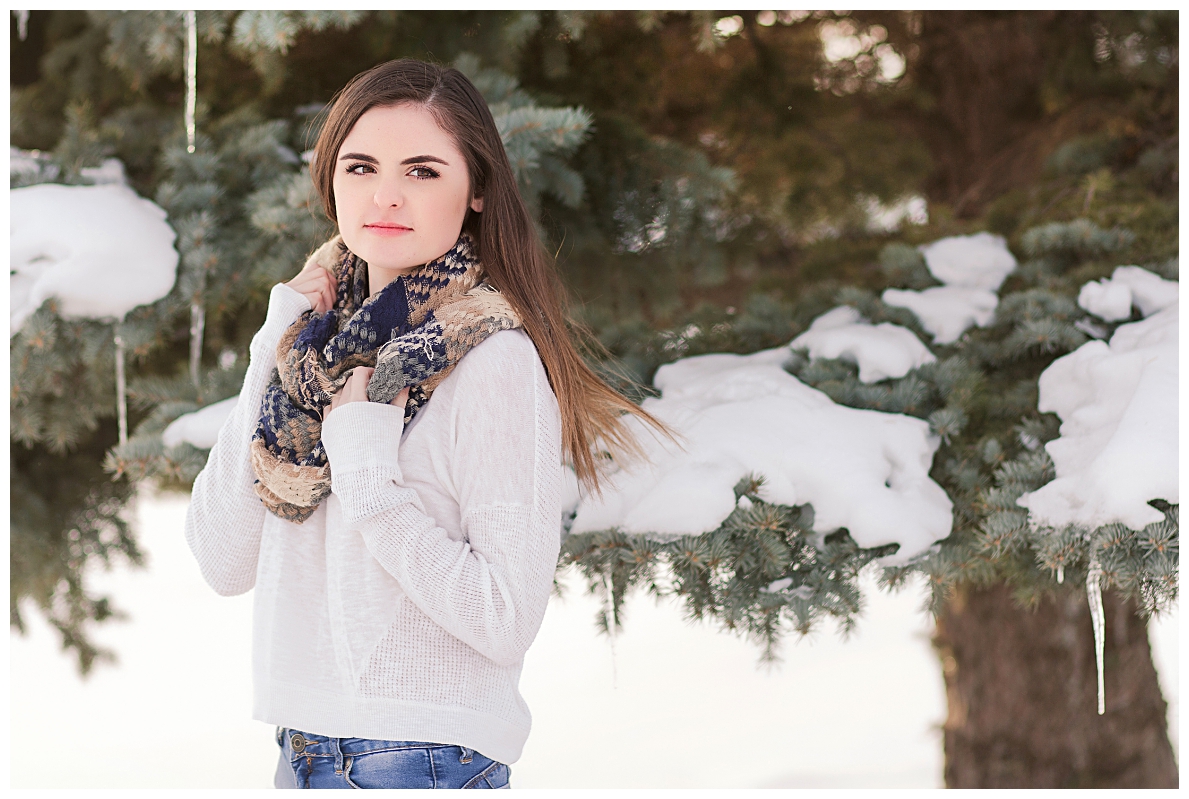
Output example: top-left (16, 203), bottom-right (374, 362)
top-left (934, 583), bottom-right (1177, 788)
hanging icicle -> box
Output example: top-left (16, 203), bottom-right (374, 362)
top-left (183, 9), bottom-right (204, 389)
top-left (1056, 564), bottom-right (1064, 584)
top-left (114, 331), bottom-right (128, 445)
top-left (16, 10), bottom-right (29, 41)
top-left (190, 300), bottom-right (206, 391)
top-left (1086, 556), bottom-right (1106, 715)
top-left (184, 10), bottom-right (197, 154)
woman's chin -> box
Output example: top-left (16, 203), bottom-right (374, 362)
top-left (353, 246), bottom-right (416, 272)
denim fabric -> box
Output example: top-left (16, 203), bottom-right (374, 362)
top-left (274, 727), bottom-right (511, 789)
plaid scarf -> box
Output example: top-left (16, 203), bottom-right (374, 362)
top-left (250, 233), bottom-right (520, 523)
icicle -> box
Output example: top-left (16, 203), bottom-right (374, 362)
top-left (1056, 564), bottom-right (1064, 584)
top-left (1086, 556), bottom-right (1105, 715)
top-left (183, 10), bottom-right (204, 386)
top-left (190, 301), bottom-right (206, 390)
top-left (16, 10), bottom-right (29, 41)
top-left (114, 332), bottom-right (128, 445)
top-left (604, 577), bottom-right (619, 690)
top-left (184, 10), bottom-right (197, 153)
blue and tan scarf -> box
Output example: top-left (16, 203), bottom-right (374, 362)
top-left (250, 233), bottom-right (520, 523)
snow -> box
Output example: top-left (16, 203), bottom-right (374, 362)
top-left (162, 396), bottom-right (239, 449)
top-left (79, 158), bottom-right (128, 186)
top-left (569, 345), bottom-right (953, 563)
top-left (10, 492), bottom-right (957, 788)
top-left (880, 232), bottom-right (1020, 344)
top-left (10, 183), bottom-right (178, 336)
top-left (10, 146), bottom-right (44, 176)
top-left (1078, 265), bottom-right (1179, 321)
top-left (918, 232), bottom-right (1017, 291)
top-left (1077, 278), bottom-right (1133, 321)
top-left (864, 194), bottom-right (928, 233)
top-left (790, 305), bottom-right (937, 382)
top-left (882, 286), bottom-right (999, 344)
top-left (1016, 304), bottom-right (1178, 531)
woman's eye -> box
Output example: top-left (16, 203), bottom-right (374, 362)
top-left (345, 163), bottom-right (375, 175)
top-left (409, 166), bottom-right (440, 179)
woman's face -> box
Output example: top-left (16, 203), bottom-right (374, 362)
top-left (333, 103), bottom-right (482, 284)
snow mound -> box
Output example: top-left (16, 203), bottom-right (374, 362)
top-left (162, 397), bottom-right (239, 450)
top-left (1016, 304), bottom-right (1178, 531)
top-left (79, 158), bottom-right (128, 186)
top-left (1077, 266), bottom-right (1178, 321)
top-left (569, 347), bottom-right (953, 563)
top-left (10, 147), bottom-right (45, 177)
top-left (918, 232), bottom-right (1017, 291)
top-left (790, 306), bottom-right (936, 382)
top-left (881, 286), bottom-right (999, 344)
top-left (10, 183), bottom-right (178, 336)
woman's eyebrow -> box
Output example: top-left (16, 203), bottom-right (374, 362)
top-left (338, 153), bottom-right (450, 166)
top-left (400, 154), bottom-right (449, 166)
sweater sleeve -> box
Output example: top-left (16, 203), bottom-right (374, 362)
top-left (320, 332), bottom-right (563, 666)
top-left (184, 282), bottom-right (311, 596)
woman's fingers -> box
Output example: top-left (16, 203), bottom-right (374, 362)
top-left (286, 266), bottom-right (336, 314)
top-left (319, 269), bottom-right (336, 312)
top-left (324, 371), bottom-right (413, 420)
top-left (325, 367), bottom-right (374, 418)
top-left (308, 268), bottom-right (335, 314)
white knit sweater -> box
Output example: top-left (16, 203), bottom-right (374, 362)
top-left (185, 282), bottom-right (563, 765)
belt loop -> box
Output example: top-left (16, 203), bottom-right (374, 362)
top-left (333, 737), bottom-right (345, 774)
top-left (459, 747), bottom-right (473, 764)
top-left (276, 727), bottom-right (285, 747)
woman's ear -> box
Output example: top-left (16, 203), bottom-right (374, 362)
top-left (470, 196), bottom-right (484, 213)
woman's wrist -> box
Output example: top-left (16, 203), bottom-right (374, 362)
top-left (321, 400), bottom-right (406, 477)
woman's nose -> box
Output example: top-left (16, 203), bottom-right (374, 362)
top-left (373, 176), bottom-right (405, 208)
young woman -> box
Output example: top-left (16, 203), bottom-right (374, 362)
top-left (185, 58), bottom-right (662, 789)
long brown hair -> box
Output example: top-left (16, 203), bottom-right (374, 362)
top-left (311, 58), bottom-right (670, 492)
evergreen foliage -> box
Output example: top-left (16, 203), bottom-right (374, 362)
top-left (9, 10), bottom-right (1177, 674)
top-left (562, 475), bottom-right (897, 662)
top-left (11, 11), bottom-right (612, 669)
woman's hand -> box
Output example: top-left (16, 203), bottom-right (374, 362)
top-left (325, 367), bottom-right (411, 418)
top-left (286, 261), bottom-right (337, 315)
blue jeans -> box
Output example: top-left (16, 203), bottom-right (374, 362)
top-left (274, 727), bottom-right (511, 789)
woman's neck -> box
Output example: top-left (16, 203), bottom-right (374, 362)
top-left (368, 264), bottom-right (417, 297)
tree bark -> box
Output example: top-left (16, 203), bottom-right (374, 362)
top-left (934, 583), bottom-right (1177, 788)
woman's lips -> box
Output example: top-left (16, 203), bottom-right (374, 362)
top-left (364, 223), bottom-right (412, 236)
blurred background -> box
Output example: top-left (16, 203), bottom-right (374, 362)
top-left (10, 10), bottom-right (1179, 788)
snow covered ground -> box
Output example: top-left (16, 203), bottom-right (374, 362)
top-left (9, 491), bottom-right (1177, 788)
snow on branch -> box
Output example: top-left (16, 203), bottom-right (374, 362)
top-left (569, 346), bottom-right (953, 564)
top-left (881, 232), bottom-right (1017, 344)
top-left (1018, 279), bottom-right (1178, 531)
top-left (11, 183), bottom-right (178, 335)
top-left (790, 305), bottom-right (936, 382)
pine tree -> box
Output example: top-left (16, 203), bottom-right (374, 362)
top-left (10, 10), bottom-right (655, 670)
top-left (545, 13), bottom-right (1177, 786)
top-left (10, 11), bottom-right (1178, 786)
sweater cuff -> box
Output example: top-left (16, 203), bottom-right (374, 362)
top-left (322, 401), bottom-right (407, 525)
top-left (321, 400), bottom-right (406, 478)
top-left (267, 282), bottom-right (312, 325)
top-left (250, 283), bottom-right (311, 355)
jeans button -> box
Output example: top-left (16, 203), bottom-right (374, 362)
top-left (290, 733), bottom-right (307, 753)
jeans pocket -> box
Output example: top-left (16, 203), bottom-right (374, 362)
top-left (462, 761), bottom-right (510, 789)
top-left (343, 746), bottom-right (436, 790)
